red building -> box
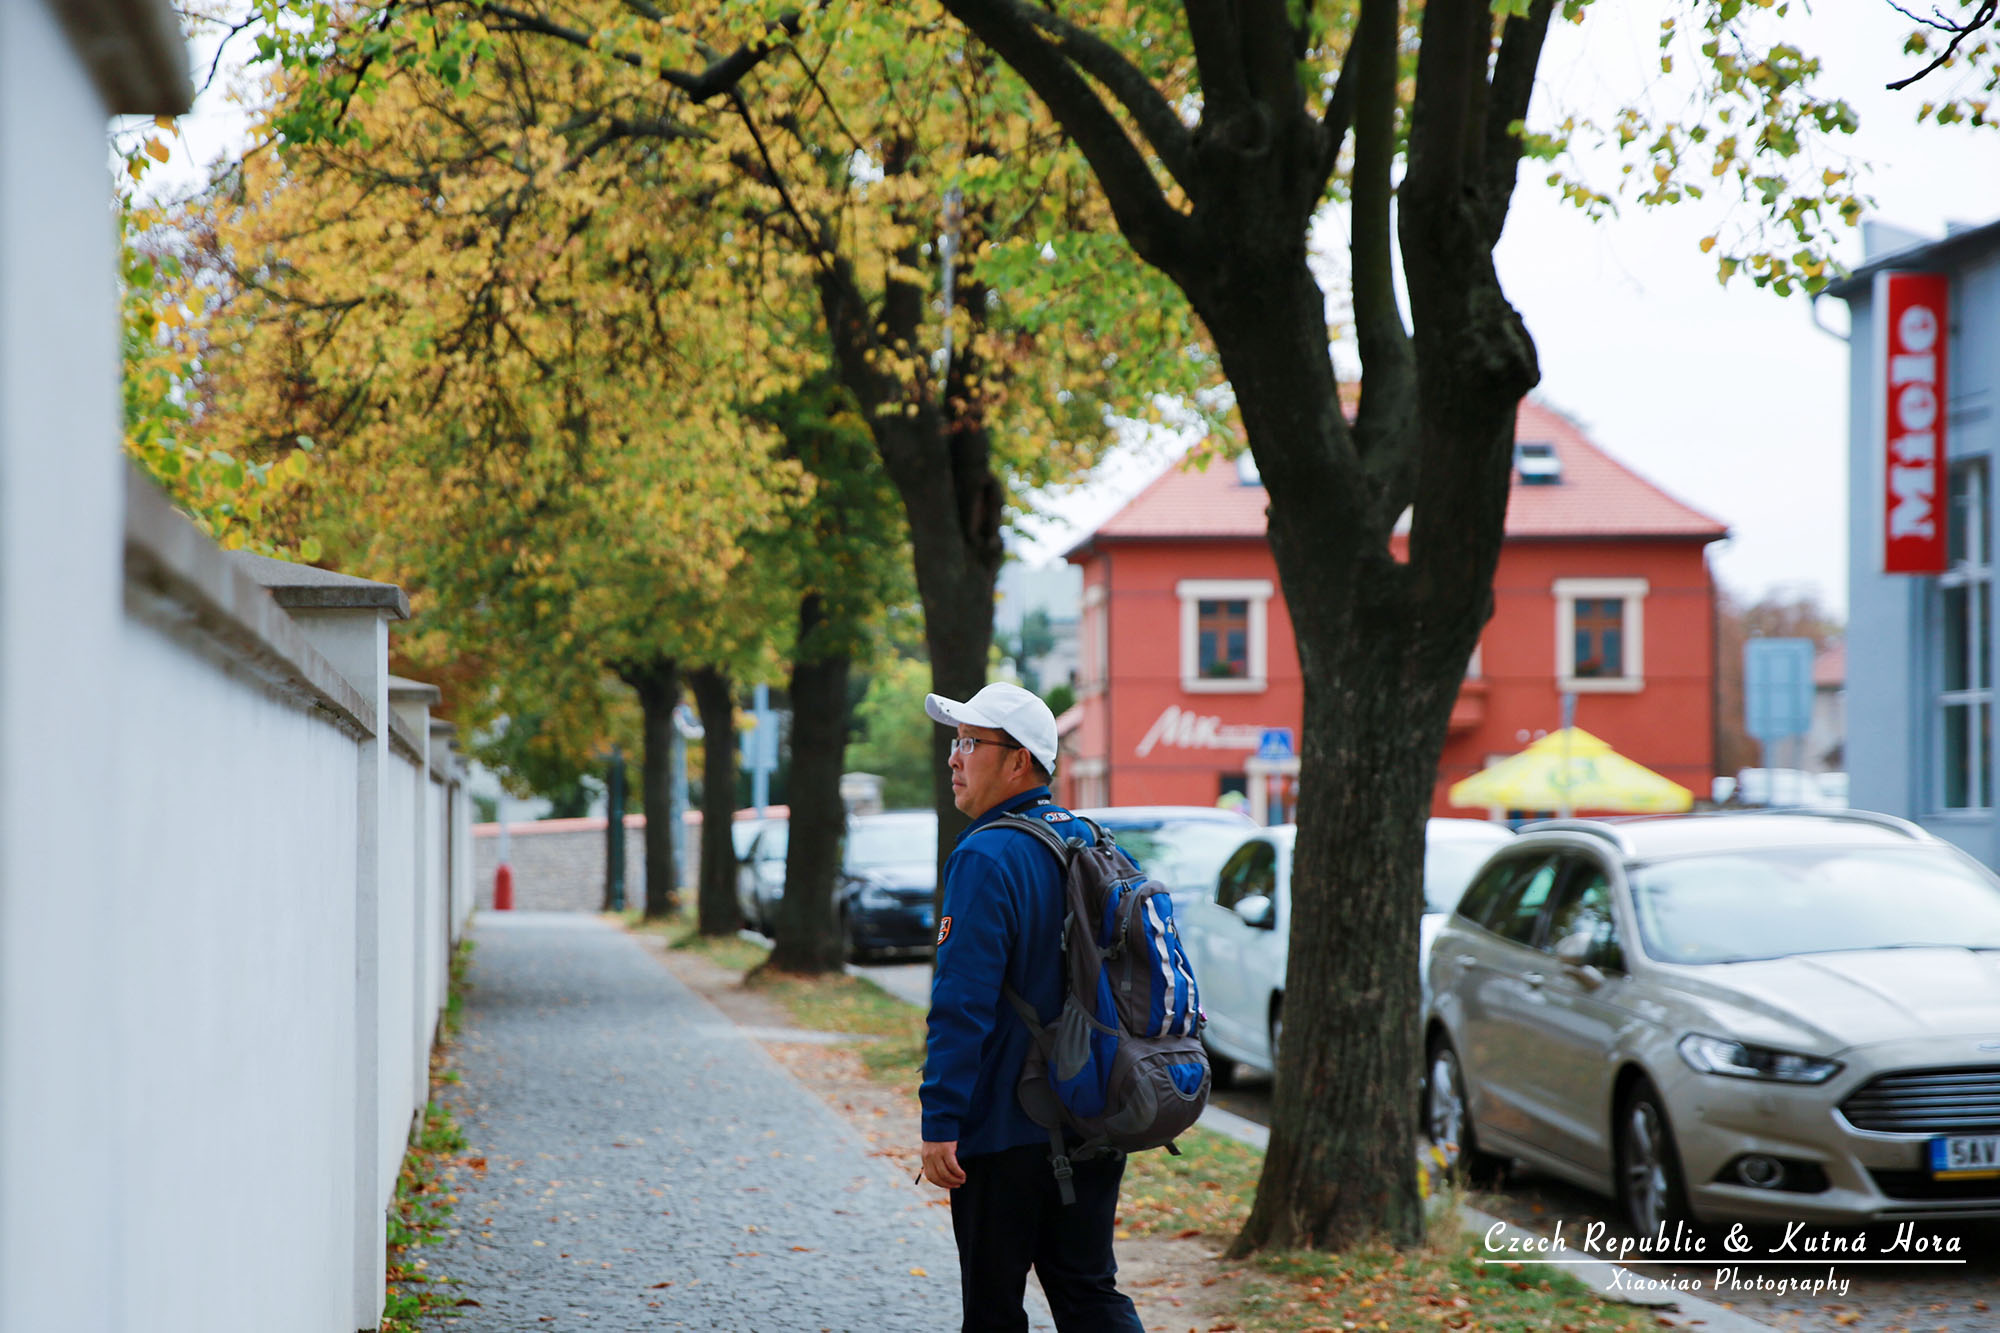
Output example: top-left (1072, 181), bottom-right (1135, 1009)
top-left (1059, 401), bottom-right (1727, 820)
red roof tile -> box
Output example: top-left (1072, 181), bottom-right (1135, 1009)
top-left (1072, 399), bottom-right (1727, 551)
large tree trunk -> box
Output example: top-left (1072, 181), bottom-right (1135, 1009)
top-left (619, 659), bottom-right (682, 921)
top-left (1179, 181), bottom-right (1523, 1253)
top-left (770, 594), bottom-right (854, 974)
top-left (688, 665), bottom-right (741, 937)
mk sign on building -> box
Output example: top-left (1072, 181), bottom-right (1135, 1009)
top-left (1879, 271), bottom-right (1950, 575)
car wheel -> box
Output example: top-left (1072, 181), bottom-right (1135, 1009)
top-left (842, 911), bottom-right (869, 965)
top-left (1616, 1079), bottom-right (1694, 1237)
top-left (1424, 1035), bottom-right (1505, 1187)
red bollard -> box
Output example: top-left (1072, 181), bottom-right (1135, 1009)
top-left (493, 862), bottom-right (514, 911)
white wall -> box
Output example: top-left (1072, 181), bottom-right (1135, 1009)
top-left (111, 614), bottom-right (362, 1330)
top-left (378, 745), bottom-right (422, 1202)
top-left (0, 3), bottom-right (130, 1327)
top-left (1, 8), bottom-right (469, 1330)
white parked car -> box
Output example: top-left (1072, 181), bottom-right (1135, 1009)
top-left (1180, 818), bottom-right (1511, 1083)
top-left (1075, 804), bottom-right (1256, 915)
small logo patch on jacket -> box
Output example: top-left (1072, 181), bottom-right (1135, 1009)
top-left (936, 916), bottom-right (952, 946)
top-left (1041, 811), bottom-right (1070, 822)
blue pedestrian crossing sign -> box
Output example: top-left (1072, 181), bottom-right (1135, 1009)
top-left (1255, 728), bottom-right (1295, 761)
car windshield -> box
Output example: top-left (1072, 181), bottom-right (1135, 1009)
top-left (1629, 845), bottom-right (2000, 964)
top-left (1424, 840), bottom-right (1504, 914)
top-left (845, 816), bottom-right (935, 869)
top-left (1105, 822), bottom-right (1249, 890)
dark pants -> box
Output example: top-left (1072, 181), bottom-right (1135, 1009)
top-left (948, 1142), bottom-right (1145, 1333)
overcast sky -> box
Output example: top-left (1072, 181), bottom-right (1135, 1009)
top-left (151, 7), bottom-right (2000, 616)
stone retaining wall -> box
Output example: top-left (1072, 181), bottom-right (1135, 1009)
top-left (472, 817), bottom-right (654, 913)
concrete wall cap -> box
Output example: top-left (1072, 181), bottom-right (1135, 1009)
top-left (123, 465), bottom-right (375, 739)
top-left (388, 675), bottom-right (443, 704)
top-left (227, 551), bottom-right (411, 619)
top-left (387, 710), bottom-right (426, 765)
top-left (55, 0), bottom-right (194, 114)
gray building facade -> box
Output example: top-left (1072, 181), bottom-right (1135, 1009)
top-left (1835, 217), bottom-right (2000, 865)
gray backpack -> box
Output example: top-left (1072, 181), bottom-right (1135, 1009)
top-left (989, 813), bottom-right (1212, 1203)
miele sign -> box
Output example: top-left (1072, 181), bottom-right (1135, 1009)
top-left (1877, 271), bottom-right (1950, 575)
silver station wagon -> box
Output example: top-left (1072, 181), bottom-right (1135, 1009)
top-left (1423, 811), bottom-right (2000, 1234)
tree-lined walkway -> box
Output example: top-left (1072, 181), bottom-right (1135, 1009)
top-left (423, 914), bottom-right (959, 1331)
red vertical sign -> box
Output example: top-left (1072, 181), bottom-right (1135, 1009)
top-left (1879, 271), bottom-right (1950, 574)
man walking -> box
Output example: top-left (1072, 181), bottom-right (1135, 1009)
top-left (917, 682), bottom-right (1145, 1333)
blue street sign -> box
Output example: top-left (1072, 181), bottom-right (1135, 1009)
top-left (1255, 727), bottom-right (1295, 761)
top-left (1744, 638), bottom-right (1816, 743)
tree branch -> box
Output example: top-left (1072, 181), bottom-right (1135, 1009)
top-left (1314, 21), bottom-right (1361, 192)
top-left (1185, 1), bottom-right (1252, 123)
top-left (1237, 0), bottom-right (1306, 124)
top-left (476, 2), bottom-right (802, 102)
top-left (1008, 3), bottom-right (1195, 186)
top-left (936, 1), bottom-right (1190, 271)
top-left (1475, 0), bottom-right (1554, 247)
top-left (1348, 0), bottom-right (1414, 524)
top-left (1885, 0), bottom-right (1999, 90)
top-left (726, 88), bottom-right (841, 285)
top-left (1400, 0), bottom-right (1484, 216)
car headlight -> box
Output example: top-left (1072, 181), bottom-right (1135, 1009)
top-left (1677, 1033), bottom-right (1842, 1084)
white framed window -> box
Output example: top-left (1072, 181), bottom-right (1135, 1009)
top-left (1553, 577), bottom-right (1648, 693)
top-left (1937, 459), bottom-right (1991, 811)
top-left (1177, 579), bottom-right (1273, 693)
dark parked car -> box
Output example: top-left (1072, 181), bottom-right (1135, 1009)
top-left (839, 810), bottom-right (940, 962)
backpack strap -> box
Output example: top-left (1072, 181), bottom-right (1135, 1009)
top-left (983, 810), bottom-right (1079, 860)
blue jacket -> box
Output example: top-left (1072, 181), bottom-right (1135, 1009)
top-left (920, 786), bottom-right (1095, 1156)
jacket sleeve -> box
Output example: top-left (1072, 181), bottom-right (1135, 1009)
top-left (919, 841), bottom-right (1019, 1143)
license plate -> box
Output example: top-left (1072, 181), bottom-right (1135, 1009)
top-left (1929, 1134), bottom-right (2000, 1178)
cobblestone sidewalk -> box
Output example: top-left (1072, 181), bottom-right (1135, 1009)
top-left (421, 913), bottom-right (960, 1332)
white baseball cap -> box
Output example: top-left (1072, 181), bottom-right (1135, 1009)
top-left (925, 682), bottom-right (1059, 773)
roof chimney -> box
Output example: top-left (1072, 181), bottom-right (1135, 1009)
top-left (1514, 441), bottom-right (1562, 485)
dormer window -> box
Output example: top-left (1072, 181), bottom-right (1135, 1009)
top-left (1515, 441), bottom-right (1562, 484)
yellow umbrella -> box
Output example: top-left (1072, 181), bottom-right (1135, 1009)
top-left (1448, 727), bottom-right (1693, 815)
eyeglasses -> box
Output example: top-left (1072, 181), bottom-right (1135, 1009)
top-left (949, 736), bottom-right (1022, 757)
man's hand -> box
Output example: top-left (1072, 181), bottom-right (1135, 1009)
top-left (921, 1139), bottom-right (965, 1189)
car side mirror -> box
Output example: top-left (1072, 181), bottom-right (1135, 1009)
top-left (1234, 893), bottom-right (1276, 929)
